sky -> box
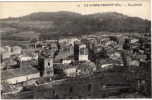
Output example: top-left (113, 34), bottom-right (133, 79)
top-left (0, 1), bottom-right (151, 20)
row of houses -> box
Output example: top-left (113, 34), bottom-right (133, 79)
top-left (2, 71), bottom-right (130, 99)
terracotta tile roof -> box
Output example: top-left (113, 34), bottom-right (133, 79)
top-left (35, 79), bottom-right (67, 91)
top-left (97, 58), bottom-right (122, 65)
top-left (35, 75), bottom-right (60, 85)
top-left (54, 51), bottom-right (73, 61)
top-left (77, 62), bottom-right (96, 70)
top-left (54, 64), bottom-right (76, 70)
top-left (136, 68), bottom-right (151, 80)
top-left (1, 91), bottom-right (33, 99)
top-left (36, 77), bottom-right (50, 85)
top-left (102, 71), bottom-right (128, 85)
top-left (65, 73), bottom-right (102, 84)
top-left (1, 67), bottom-right (39, 80)
top-left (21, 60), bottom-right (38, 67)
top-left (53, 59), bottom-right (62, 64)
top-left (65, 55), bottom-right (74, 60)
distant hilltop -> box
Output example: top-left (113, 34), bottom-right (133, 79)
top-left (1, 11), bottom-right (151, 36)
top-left (2, 11), bottom-right (150, 21)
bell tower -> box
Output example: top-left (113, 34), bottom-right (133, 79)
top-left (38, 48), bottom-right (54, 77)
top-left (38, 56), bottom-right (54, 77)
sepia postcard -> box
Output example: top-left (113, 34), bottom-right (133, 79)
top-left (0, 0), bottom-right (151, 99)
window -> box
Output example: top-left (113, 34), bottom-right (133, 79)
top-left (100, 85), bottom-right (107, 90)
top-left (102, 85), bottom-right (107, 90)
top-left (88, 84), bottom-right (91, 91)
top-left (48, 63), bottom-right (50, 68)
top-left (69, 86), bottom-right (73, 93)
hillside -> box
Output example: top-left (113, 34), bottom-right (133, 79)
top-left (1, 11), bottom-right (151, 41)
top-left (2, 11), bottom-right (82, 21)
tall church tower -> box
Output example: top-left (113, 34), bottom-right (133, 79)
top-left (38, 48), bottom-right (54, 77)
top-left (79, 47), bottom-right (88, 61)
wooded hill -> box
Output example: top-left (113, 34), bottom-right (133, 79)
top-left (1, 11), bottom-right (151, 40)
